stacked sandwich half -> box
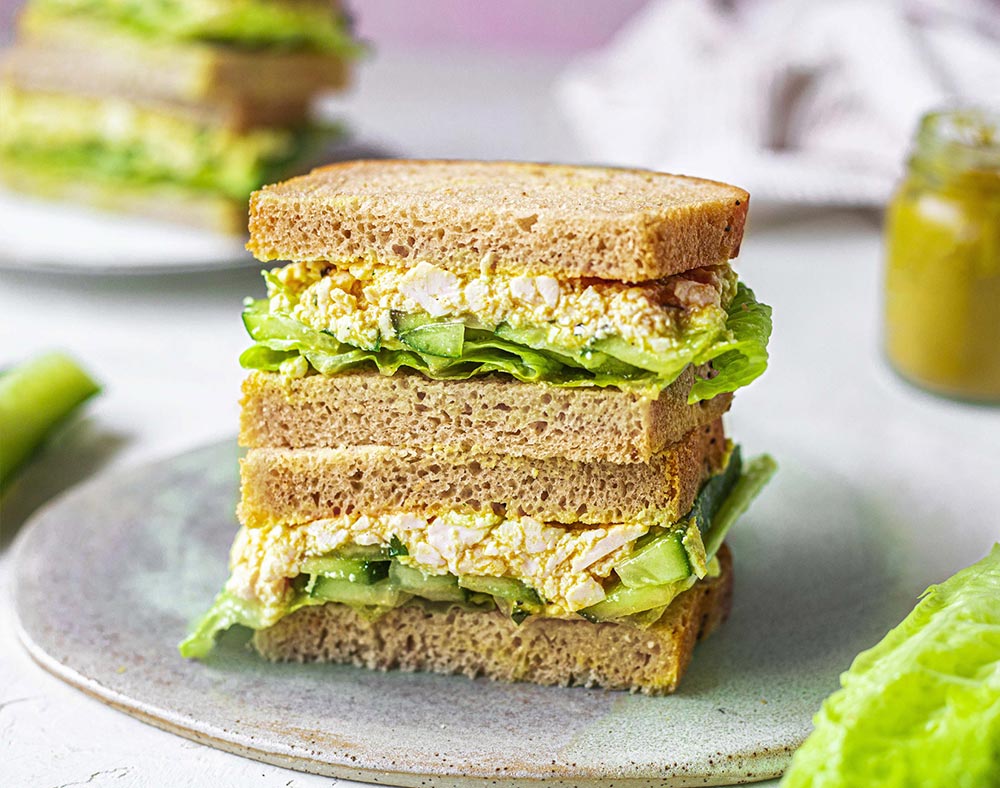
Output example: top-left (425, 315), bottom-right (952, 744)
top-left (182, 160), bottom-right (776, 694)
top-left (0, 0), bottom-right (360, 232)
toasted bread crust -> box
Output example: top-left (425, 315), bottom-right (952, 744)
top-left (6, 15), bottom-right (350, 118)
top-left (239, 419), bottom-right (727, 528)
top-left (239, 367), bottom-right (733, 463)
top-left (247, 160), bottom-right (748, 282)
top-left (253, 544), bottom-right (733, 694)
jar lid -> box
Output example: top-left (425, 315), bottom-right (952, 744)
top-left (914, 107), bottom-right (1000, 174)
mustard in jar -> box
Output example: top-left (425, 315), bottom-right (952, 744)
top-left (884, 108), bottom-right (1000, 402)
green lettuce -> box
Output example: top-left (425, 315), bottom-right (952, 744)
top-left (240, 282), bottom-right (771, 395)
top-left (689, 282), bottom-right (772, 403)
top-left (27, 0), bottom-right (362, 54)
top-left (178, 589), bottom-right (321, 659)
top-left (0, 105), bottom-right (341, 200)
top-left (782, 545), bottom-right (1000, 788)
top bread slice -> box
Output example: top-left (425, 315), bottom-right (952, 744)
top-left (5, 15), bottom-right (350, 124)
top-left (247, 160), bottom-right (749, 282)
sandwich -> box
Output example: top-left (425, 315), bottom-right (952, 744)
top-left (180, 160), bottom-right (776, 694)
top-left (0, 0), bottom-right (361, 233)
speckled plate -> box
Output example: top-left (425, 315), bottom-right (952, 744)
top-left (12, 436), bottom-right (998, 787)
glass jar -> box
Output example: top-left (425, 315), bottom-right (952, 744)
top-left (883, 108), bottom-right (1000, 403)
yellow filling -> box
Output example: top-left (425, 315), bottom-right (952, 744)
top-left (269, 259), bottom-right (736, 352)
top-left (226, 512), bottom-right (652, 622)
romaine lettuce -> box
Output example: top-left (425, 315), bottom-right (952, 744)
top-left (240, 282), bottom-right (772, 395)
top-left (0, 85), bottom-right (341, 199)
top-left (782, 545), bottom-right (1000, 787)
top-left (689, 282), bottom-right (772, 403)
top-left (27, 0), bottom-right (362, 54)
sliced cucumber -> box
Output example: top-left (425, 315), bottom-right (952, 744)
top-left (704, 454), bottom-right (777, 557)
top-left (399, 322), bottom-right (466, 358)
top-left (390, 311), bottom-right (435, 334)
top-left (389, 561), bottom-right (467, 602)
top-left (310, 577), bottom-right (404, 607)
top-left (335, 543), bottom-right (393, 561)
top-left (459, 575), bottom-right (541, 606)
top-left (579, 578), bottom-right (691, 622)
top-left (299, 555), bottom-right (388, 583)
top-left (615, 526), bottom-right (692, 588)
top-left (614, 447), bottom-right (743, 589)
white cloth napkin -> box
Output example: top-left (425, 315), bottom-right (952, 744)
top-left (557, 0), bottom-right (1000, 206)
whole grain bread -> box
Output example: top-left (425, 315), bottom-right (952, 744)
top-left (6, 15), bottom-right (350, 120)
top-left (239, 367), bottom-right (732, 463)
top-left (253, 544), bottom-right (733, 694)
top-left (239, 419), bottom-right (727, 528)
top-left (247, 160), bottom-right (749, 282)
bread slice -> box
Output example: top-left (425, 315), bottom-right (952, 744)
top-left (239, 367), bottom-right (733, 463)
top-left (253, 544), bottom-right (733, 694)
top-left (6, 15), bottom-right (350, 119)
top-left (247, 160), bottom-right (749, 282)
top-left (239, 419), bottom-right (727, 528)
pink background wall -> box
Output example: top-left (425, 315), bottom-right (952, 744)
top-left (352, 0), bottom-right (650, 52)
top-left (1, 0), bottom-right (650, 50)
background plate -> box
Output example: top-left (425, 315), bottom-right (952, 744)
top-left (13, 433), bottom-right (998, 787)
top-left (0, 189), bottom-right (252, 275)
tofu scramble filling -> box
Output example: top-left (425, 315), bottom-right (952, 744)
top-left (268, 258), bottom-right (738, 354)
top-left (226, 512), bottom-right (655, 622)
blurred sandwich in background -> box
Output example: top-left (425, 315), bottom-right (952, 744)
top-left (0, 0), bottom-right (362, 233)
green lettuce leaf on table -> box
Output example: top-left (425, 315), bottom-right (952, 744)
top-left (782, 545), bottom-right (1000, 788)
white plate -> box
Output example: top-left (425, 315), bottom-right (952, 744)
top-left (0, 189), bottom-right (253, 275)
top-left (11, 426), bottom-right (999, 786)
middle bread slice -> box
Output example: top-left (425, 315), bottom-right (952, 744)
top-left (239, 418), bottom-right (727, 529)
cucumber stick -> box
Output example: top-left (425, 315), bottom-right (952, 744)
top-left (0, 351), bottom-right (100, 489)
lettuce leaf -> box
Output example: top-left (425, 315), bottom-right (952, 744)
top-left (240, 282), bottom-right (772, 395)
top-left (689, 282), bottom-right (772, 403)
top-left (782, 545), bottom-right (1000, 788)
top-left (27, 0), bottom-right (363, 55)
top-left (178, 589), bottom-right (321, 659)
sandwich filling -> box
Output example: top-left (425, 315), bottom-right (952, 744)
top-left (180, 449), bottom-right (776, 658)
top-left (0, 86), bottom-right (339, 200)
top-left (240, 260), bottom-right (772, 401)
top-left (23, 0), bottom-right (361, 54)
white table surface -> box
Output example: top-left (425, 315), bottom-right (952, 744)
top-left (3, 46), bottom-right (999, 788)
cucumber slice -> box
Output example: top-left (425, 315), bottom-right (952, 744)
top-left (299, 555), bottom-right (388, 583)
top-left (335, 543), bottom-right (393, 561)
top-left (310, 577), bottom-right (404, 607)
top-left (389, 561), bottom-right (467, 602)
top-left (390, 311), bottom-right (435, 334)
top-left (579, 578), bottom-right (691, 622)
top-left (615, 526), bottom-right (691, 588)
top-left (399, 322), bottom-right (466, 358)
top-left (703, 454), bottom-right (777, 557)
top-left (458, 575), bottom-right (541, 606)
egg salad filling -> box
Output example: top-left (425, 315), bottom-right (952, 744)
top-left (240, 260), bottom-right (772, 401)
top-left (0, 85), bottom-right (337, 199)
top-left (180, 449), bottom-right (778, 658)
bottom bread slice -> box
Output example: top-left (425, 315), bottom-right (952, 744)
top-left (253, 544), bottom-right (733, 695)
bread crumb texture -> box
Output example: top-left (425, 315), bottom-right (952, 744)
top-left (239, 419), bottom-right (728, 528)
top-left (253, 544), bottom-right (733, 695)
top-left (239, 367), bottom-right (732, 463)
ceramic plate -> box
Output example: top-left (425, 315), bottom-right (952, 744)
top-left (12, 435), bottom-right (998, 787)
top-left (0, 189), bottom-right (253, 274)
top-left (0, 138), bottom-right (388, 275)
